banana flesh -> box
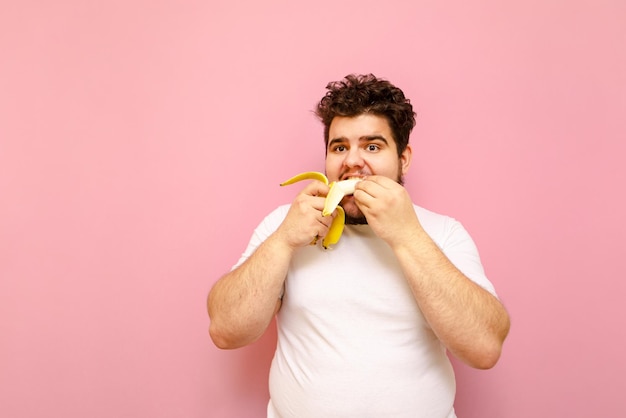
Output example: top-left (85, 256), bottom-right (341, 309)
top-left (279, 171), bottom-right (359, 248)
top-left (322, 178), bottom-right (360, 216)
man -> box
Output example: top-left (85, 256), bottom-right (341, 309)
top-left (208, 74), bottom-right (510, 417)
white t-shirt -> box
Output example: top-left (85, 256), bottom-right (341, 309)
top-left (234, 204), bottom-right (497, 418)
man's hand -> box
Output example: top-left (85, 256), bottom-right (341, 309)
top-left (275, 180), bottom-right (334, 249)
top-left (353, 175), bottom-right (422, 246)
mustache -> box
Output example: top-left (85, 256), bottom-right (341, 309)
top-left (339, 170), bottom-right (370, 180)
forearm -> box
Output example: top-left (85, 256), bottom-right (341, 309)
top-left (208, 233), bottom-right (294, 349)
top-left (393, 230), bottom-right (510, 369)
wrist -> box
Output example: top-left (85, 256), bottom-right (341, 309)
top-left (267, 230), bottom-right (300, 256)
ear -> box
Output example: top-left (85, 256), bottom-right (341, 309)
top-left (400, 144), bottom-right (412, 175)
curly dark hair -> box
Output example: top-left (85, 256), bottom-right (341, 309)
top-left (315, 74), bottom-right (416, 156)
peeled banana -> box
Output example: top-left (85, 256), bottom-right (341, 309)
top-left (323, 178), bottom-right (360, 216)
top-left (280, 171), bottom-right (361, 248)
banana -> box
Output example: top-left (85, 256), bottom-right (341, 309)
top-left (322, 178), bottom-right (361, 216)
top-left (280, 171), bottom-right (360, 249)
top-left (280, 171), bottom-right (329, 186)
top-left (322, 206), bottom-right (345, 248)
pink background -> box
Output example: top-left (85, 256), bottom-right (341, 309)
top-left (2, 1), bottom-right (625, 417)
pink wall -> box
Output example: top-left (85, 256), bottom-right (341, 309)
top-left (2, 1), bottom-right (625, 417)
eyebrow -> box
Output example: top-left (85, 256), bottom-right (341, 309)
top-left (328, 135), bottom-right (389, 149)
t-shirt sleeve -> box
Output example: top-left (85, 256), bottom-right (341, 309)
top-left (439, 217), bottom-right (498, 297)
top-left (231, 205), bottom-right (290, 270)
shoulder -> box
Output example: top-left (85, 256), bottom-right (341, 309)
top-left (230, 204), bottom-right (291, 270)
top-left (261, 204), bottom-right (291, 226)
top-left (412, 204), bottom-right (474, 250)
top-left (413, 204), bottom-right (455, 235)
top-left (249, 204), bottom-right (291, 237)
top-left (414, 204), bottom-right (497, 295)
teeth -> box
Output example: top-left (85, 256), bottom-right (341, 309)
top-left (280, 171), bottom-right (361, 248)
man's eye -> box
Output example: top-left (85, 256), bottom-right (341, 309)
top-left (367, 144), bottom-right (379, 151)
top-left (334, 145), bottom-right (346, 152)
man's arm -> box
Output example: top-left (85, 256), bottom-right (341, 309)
top-left (392, 234), bottom-right (510, 369)
top-left (208, 181), bottom-right (332, 349)
top-left (354, 176), bottom-right (510, 369)
top-left (208, 233), bottom-right (292, 349)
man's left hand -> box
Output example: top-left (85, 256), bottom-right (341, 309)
top-left (353, 175), bottom-right (423, 247)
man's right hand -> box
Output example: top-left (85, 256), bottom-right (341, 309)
top-left (274, 180), bottom-right (334, 249)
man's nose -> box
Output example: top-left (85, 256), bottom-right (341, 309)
top-left (344, 148), bottom-right (364, 168)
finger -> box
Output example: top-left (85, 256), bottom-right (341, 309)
top-left (363, 175), bottom-right (394, 187)
top-left (353, 179), bottom-right (380, 203)
top-left (353, 188), bottom-right (375, 210)
top-left (292, 193), bottom-right (328, 215)
top-left (357, 176), bottom-right (388, 194)
top-left (300, 184), bottom-right (331, 212)
top-left (302, 180), bottom-right (331, 198)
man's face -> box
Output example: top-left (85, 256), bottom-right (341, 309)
top-left (325, 113), bottom-right (412, 223)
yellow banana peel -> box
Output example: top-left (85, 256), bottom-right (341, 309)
top-left (323, 206), bottom-right (345, 248)
top-left (280, 171), bottom-right (329, 186)
top-left (280, 171), bottom-right (360, 248)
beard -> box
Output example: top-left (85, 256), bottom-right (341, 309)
top-left (343, 170), bottom-right (405, 225)
top-left (345, 209), bottom-right (368, 225)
